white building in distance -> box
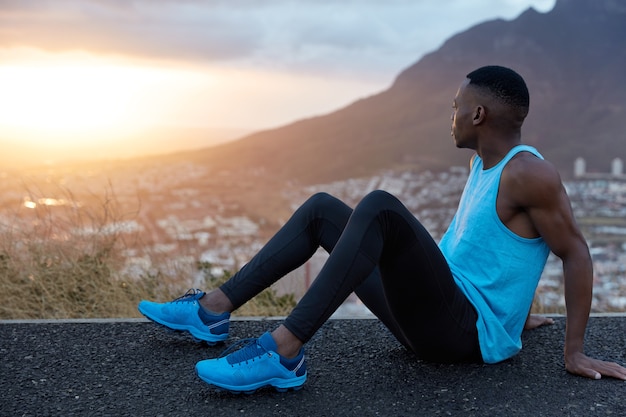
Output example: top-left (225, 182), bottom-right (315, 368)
top-left (574, 157), bottom-right (624, 179)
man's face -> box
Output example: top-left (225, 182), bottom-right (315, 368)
top-left (450, 79), bottom-right (476, 149)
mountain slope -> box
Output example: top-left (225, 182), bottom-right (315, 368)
top-left (165, 0), bottom-right (625, 183)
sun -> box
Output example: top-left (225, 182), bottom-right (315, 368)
top-left (0, 64), bottom-right (129, 131)
top-left (0, 50), bottom-right (215, 152)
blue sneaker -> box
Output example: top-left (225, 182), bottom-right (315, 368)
top-left (196, 332), bottom-right (307, 393)
top-left (138, 289), bottom-right (229, 345)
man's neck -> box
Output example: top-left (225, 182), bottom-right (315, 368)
top-left (475, 136), bottom-right (522, 169)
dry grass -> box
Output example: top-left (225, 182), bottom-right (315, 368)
top-left (1, 182), bottom-right (585, 320)
top-left (530, 292), bottom-right (566, 316)
top-left (0, 183), bottom-right (295, 320)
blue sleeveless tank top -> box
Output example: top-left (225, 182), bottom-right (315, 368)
top-left (439, 145), bottom-right (550, 363)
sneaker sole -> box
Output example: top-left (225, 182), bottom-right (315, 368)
top-left (138, 307), bottom-right (227, 345)
top-left (196, 371), bottom-right (307, 394)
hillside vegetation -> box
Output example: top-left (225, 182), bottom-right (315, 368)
top-left (0, 186), bottom-right (295, 320)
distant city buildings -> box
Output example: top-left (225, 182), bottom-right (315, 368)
top-left (1, 157), bottom-right (625, 313)
top-left (574, 157), bottom-right (625, 179)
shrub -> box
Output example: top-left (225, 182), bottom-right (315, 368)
top-left (196, 261), bottom-right (296, 317)
top-left (0, 182), bottom-right (296, 319)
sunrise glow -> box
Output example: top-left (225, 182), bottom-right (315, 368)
top-left (0, 50), bottom-right (217, 145)
top-left (0, 0), bottom-right (557, 165)
top-left (0, 48), bottom-right (383, 162)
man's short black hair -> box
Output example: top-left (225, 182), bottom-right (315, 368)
top-left (466, 66), bottom-right (529, 114)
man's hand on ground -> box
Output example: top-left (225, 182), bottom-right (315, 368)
top-left (565, 351), bottom-right (626, 380)
top-left (524, 314), bottom-right (554, 330)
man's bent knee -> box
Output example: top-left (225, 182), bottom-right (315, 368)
top-left (305, 192), bottom-right (346, 212)
top-left (358, 190), bottom-right (402, 210)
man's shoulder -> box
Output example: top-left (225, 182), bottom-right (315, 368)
top-left (504, 152), bottom-right (562, 191)
top-left (507, 151), bottom-right (558, 176)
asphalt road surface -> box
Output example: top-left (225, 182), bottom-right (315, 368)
top-left (2, 316), bottom-right (625, 416)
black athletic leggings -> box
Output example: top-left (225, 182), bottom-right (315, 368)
top-left (220, 191), bottom-right (481, 363)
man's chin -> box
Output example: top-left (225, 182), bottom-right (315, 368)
top-left (452, 137), bottom-right (471, 150)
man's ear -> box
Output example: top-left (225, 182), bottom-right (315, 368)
top-left (472, 106), bottom-right (485, 125)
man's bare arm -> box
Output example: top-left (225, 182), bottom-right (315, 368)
top-left (504, 155), bottom-right (626, 380)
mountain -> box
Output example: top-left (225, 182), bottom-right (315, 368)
top-left (163, 0), bottom-right (626, 184)
top-left (0, 126), bottom-right (249, 168)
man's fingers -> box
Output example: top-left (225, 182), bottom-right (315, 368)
top-left (568, 359), bottom-right (626, 381)
top-left (598, 362), bottom-right (626, 381)
top-left (567, 364), bottom-right (600, 380)
top-left (524, 315), bottom-right (554, 330)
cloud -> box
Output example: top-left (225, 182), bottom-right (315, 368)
top-left (0, 0), bottom-right (263, 60)
top-left (0, 0), bottom-right (556, 81)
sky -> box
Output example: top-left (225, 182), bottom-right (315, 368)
top-left (0, 0), bottom-right (556, 158)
